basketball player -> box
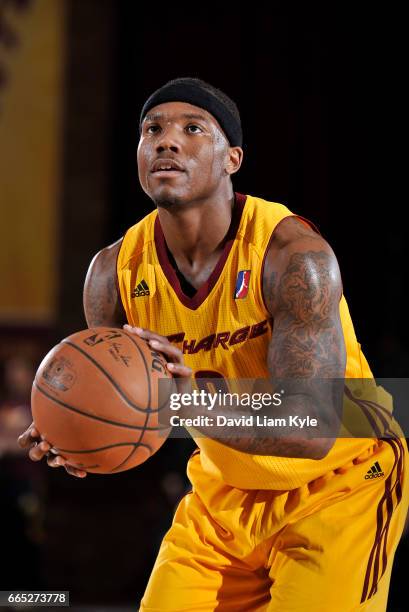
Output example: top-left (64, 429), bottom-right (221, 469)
top-left (19, 78), bottom-right (408, 611)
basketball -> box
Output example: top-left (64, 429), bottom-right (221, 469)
top-left (31, 327), bottom-right (175, 474)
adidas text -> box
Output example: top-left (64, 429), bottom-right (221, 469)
top-left (365, 461), bottom-right (384, 479)
top-left (131, 280), bottom-right (150, 298)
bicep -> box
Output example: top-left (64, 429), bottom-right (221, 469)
top-left (83, 241), bottom-right (127, 328)
top-left (266, 244), bottom-right (346, 378)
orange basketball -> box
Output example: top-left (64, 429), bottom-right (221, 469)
top-left (31, 327), bottom-right (175, 474)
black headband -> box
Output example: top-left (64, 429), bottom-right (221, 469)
top-left (139, 82), bottom-right (243, 147)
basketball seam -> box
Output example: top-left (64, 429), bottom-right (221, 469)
top-left (62, 339), bottom-right (161, 413)
top-left (34, 382), bottom-right (167, 431)
top-left (57, 442), bottom-right (155, 473)
top-left (57, 441), bottom-right (154, 454)
top-left (120, 331), bottom-right (152, 453)
top-left (110, 443), bottom-right (151, 472)
top-left (123, 332), bottom-right (173, 414)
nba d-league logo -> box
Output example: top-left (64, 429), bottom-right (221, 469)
top-left (234, 270), bottom-right (251, 299)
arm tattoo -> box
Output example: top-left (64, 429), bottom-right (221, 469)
top-left (268, 250), bottom-right (344, 378)
top-left (86, 276), bottom-right (120, 326)
top-left (84, 243), bottom-right (127, 328)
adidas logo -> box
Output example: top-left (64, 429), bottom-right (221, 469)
top-left (131, 280), bottom-right (150, 298)
top-left (365, 461), bottom-right (384, 479)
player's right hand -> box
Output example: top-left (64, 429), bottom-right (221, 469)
top-left (17, 422), bottom-right (87, 478)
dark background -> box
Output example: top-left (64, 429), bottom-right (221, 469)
top-left (1, 1), bottom-right (408, 609)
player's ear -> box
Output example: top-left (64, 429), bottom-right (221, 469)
top-left (225, 146), bottom-right (243, 176)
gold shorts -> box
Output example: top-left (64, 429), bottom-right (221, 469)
top-left (141, 438), bottom-right (408, 611)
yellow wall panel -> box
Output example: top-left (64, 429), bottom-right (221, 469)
top-left (0, 0), bottom-right (65, 323)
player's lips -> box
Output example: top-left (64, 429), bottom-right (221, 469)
top-left (150, 158), bottom-right (186, 174)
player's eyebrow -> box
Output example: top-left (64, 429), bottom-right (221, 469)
top-left (144, 112), bottom-right (210, 124)
top-left (181, 113), bottom-right (209, 123)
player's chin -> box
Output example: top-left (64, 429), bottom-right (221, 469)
top-left (149, 184), bottom-right (192, 208)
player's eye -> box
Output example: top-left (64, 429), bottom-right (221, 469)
top-left (186, 124), bottom-right (203, 134)
top-left (146, 124), bottom-right (161, 134)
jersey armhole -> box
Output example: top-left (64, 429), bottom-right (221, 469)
top-left (115, 234), bottom-right (128, 322)
top-left (292, 214), bottom-right (322, 235)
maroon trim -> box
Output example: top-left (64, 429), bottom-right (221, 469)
top-left (260, 213), bottom-right (321, 315)
top-left (360, 400), bottom-right (393, 435)
top-left (154, 193), bottom-right (247, 310)
top-left (360, 459), bottom-right (394, 602)
top-left (376, 438), bottom-right (404, 592)
top-left (360, 435), bottom-right (403, 603)
top-left (344, 386), bottom-right (383, 437)
top-left (368, 440), bottom-right (395, 600)
top-left (368, 437), bottom-right (403, 599)
top-left (260, 229), bottom-right (276, 315)
top-left (360, 398), bottom-right (395, 419)
top-left (292, 214), bottom-right (322, 235)
top-left (189, 448), bottom-right (200, 460)
top-left (336, 387), bottom-right (405, 603)
top-left (115, 236), bottom-right (127, 320)
top-left (388, 436), bottom-right (404, 506)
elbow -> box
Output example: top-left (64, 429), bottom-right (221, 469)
top-left (306, 438), bottom-right (336, 460)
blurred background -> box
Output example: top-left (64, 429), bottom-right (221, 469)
top-left (0, 0), bottom-right (407, 610)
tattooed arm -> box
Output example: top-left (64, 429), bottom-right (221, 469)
top-left (83, 239), bottom-right (127, 327)
top-left (254, 216), bottom-right (346, 458)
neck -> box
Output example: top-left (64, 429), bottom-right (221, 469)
top-left (156, 187), bottom-right (235, 267)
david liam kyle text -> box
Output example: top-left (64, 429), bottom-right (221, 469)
top-left (170, 415), bottom-right (319, 428)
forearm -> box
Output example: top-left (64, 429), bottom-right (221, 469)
top-left (175, 386), bottom-right (339, 458)
top-left (124, 325), bottom-right (342, 460)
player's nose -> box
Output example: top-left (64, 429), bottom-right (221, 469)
top-left (155, 126), bottom-right (182, 154)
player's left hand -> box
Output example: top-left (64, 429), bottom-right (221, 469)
top-left (123, 324), bottom-right (192, 394)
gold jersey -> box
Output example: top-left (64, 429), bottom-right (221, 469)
top-left (117, 193), bottom-right (378, 489)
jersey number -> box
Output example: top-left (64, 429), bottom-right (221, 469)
top-left (194, 370), bottom-right (229, 394)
